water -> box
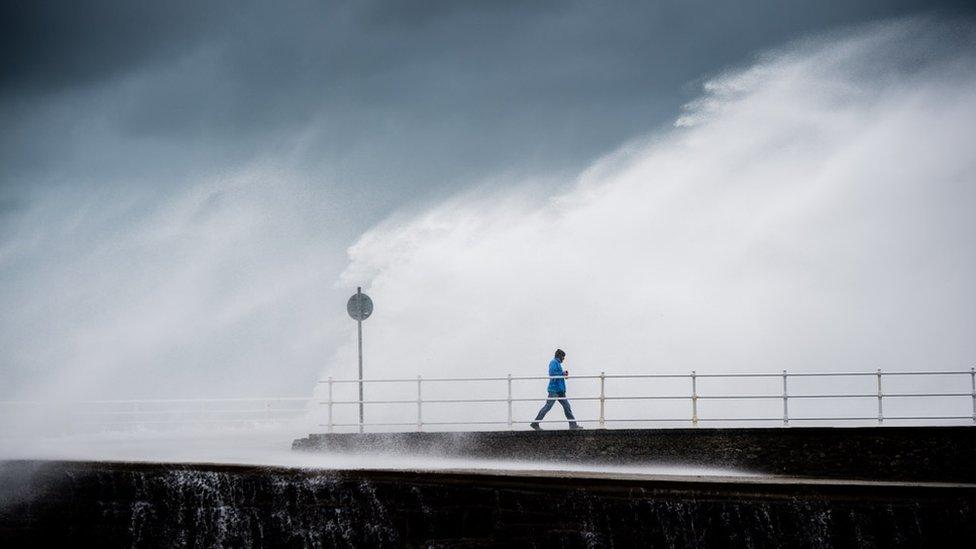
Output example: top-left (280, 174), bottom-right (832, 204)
top-left (2, 457), bottom-right (973, 547)
top-left (0, 428), bottom-right (750, 479)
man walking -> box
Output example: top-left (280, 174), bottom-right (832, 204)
top-left (530, 349), bottom-right (581, 430)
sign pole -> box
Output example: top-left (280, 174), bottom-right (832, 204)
top-left (346, 286), bottom-right (372, 434)
top-left (357, 287), bottom-right (364, 433)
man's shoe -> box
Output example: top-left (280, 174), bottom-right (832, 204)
top-left (530, 422), bottom-right (542, 431)
top-left (569, 424), bottom-right (583, 430)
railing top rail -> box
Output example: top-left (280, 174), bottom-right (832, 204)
top-left (784, 370), bottom-right (974, 377)
top-left (318, 369), bottom-right (975, 384)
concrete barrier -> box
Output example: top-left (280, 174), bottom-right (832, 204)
top-left (2, 460), bottom-right (975, 546)
top-left (293, 426), bottom-right (976, 482)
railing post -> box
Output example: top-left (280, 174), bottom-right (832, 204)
top-left (327, 376), bottom-right (333, 433)
top-left (599, 371), bottom-right (606, 429)
top-left (782, 370), bottom-right (789, 426)
top-left (417, 375), bottom-right (423, 432)
top-left (507, 374), bottom-right (513, 431)
top-left (876, 368), bottom-right (883, 425)
top-left (970, 367), bottom-right (975, 424)
top-left (691, 370), bottom-right (698, 427)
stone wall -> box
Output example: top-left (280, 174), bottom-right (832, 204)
top-left (293, 426), bottom-right (976, 482)
top-left (2, 460), bottom-right (975, 547)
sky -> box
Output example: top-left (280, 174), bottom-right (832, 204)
top-left (1, 1), bottom-right (975, 408)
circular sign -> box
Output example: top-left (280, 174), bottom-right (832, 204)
top-left (347, 291), bottom-right (373, 321)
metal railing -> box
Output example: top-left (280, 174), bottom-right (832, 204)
top-left (316, 368), bottom-right (976, 432)
top-left (4, 368), bottom-right (972, 436)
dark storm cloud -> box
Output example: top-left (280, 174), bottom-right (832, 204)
top-left (0, 1), bottom-right (236, 94)
top-left (4, 0), bottom-right (973, 209)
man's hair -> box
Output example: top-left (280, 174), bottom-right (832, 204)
top-left (554, 349), bottom-right (566, 359)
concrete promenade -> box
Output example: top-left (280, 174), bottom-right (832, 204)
top-left (3, 427), bottom-right (975, 545)
top-left (293, 425), bottom-right (976, 482)
top-left (2, 459), bottom-right (975, 546)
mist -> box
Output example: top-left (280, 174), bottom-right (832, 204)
top-left (324, 19), bottom-right (976, 427)
top-left (0, 165), bottom-right (349, 402)
top-left (0, 12), bottom-right (973, 444)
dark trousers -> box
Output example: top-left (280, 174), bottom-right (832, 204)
top-left (534, 391), bottom-right (578, 427)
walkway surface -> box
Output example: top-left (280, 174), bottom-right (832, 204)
top-left (294, 425), bottom-right (976, 482)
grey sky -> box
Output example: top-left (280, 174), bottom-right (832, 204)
top-left (4, 1), bottom-right (972, 210)
top-left (1, 1), bottom-right (974, 400)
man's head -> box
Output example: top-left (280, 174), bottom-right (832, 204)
top-left (554, 349), bottom-right (566, 362)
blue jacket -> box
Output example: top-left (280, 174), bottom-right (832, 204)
top-left (547, 358), bottom-right (566, 393)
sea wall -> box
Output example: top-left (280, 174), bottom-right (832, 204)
top-left (293, 426), bottom-right (976, 482)
top-left (2, 460), bottom-right (975, 547)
